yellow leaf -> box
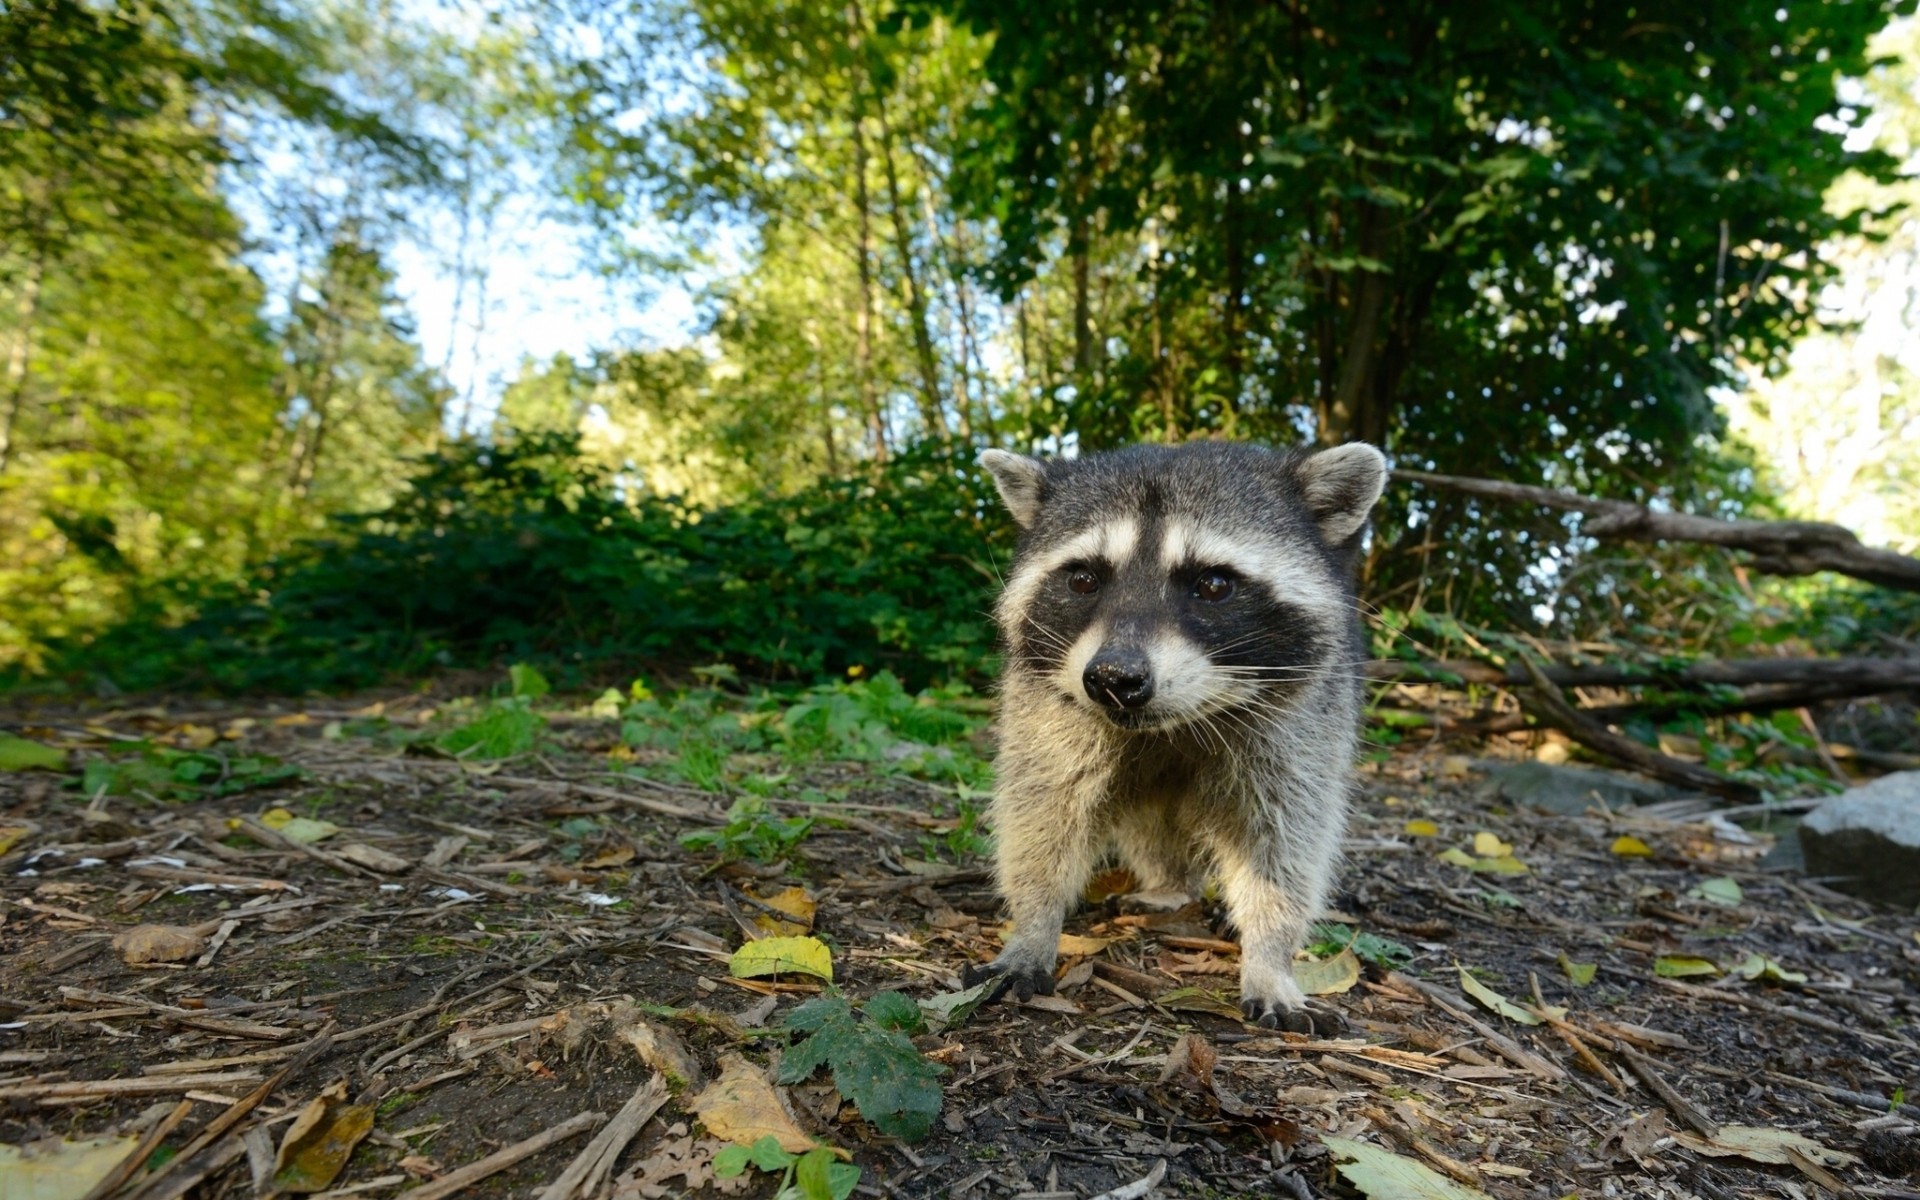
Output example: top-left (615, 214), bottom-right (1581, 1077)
top-left (274, 1081), bottom-right (375, 1194)
top-left (0, 1136), bottom-right (141, 1200)
top-left (729, 936), bottom-right (833, 983)
top-left (259, 808), bottom-right (340, 845)
top-left (1556, 953), bottom-right (1596, 987)
top-left (1669, 1125), bottom-right (1858, 1168)
top-left (1456, 966), bottom-right (1558, 1025)
top-left (688, 1053), bottom-right (828, 1156)
top-left (1471, 831), bottom-right (1513, 858)
top-left (1294, 948), bottom-right (1362, 996)
top-left (751, 887), bottom-right (816, 937)
top-left (174, 724), bottom-right (218, 750)
top-left (1654, 955), bottom-right (1722, 978)
top-left (1439, 846), bottom-right (1529, 875)
top-left (1323, 1135), bottom-right (1493, 1199)
top-left (1056, 933), bottom-right (1113, 958)
top-left (1611, 835), bottom-right (1654, 858)
top-left (1403, 819), bottom-right (1439, 838)
top-left (0, 824), bottom-right (32, 856)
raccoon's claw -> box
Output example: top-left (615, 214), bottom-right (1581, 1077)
top-left (1241, 997), bottom-right (1346, 1036)
top-left (964, 958), bottom-right (1057, 1004)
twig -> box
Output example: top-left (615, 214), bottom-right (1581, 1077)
top-left (1651, 977), bottom-right (1918, 1049)
top-left (1619, 1046), bottom-right (1720, 1139)
top-left (78, 1099), bottom-right (193, 1200)
top-left (120, 1026), bottom-right (335, 1200)
top-left (534, 1074), bottom-right (669, 1200)
top-left (1085, 1158), bottom-right (1167, 1200)
top-left (405, 1110), bottom-right (605, 1200)
top-left (1383, 972), bottom-right (1566, 1082)
top-left (1518, 657), bottom-right (1755, 799)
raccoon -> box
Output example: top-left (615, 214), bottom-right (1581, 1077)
top-left (966, 440), bottom-right (1387, 1034)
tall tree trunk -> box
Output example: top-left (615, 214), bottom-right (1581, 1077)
top-left (1321, 203), bottom-right (1390, 446)
top-left (0, 243), bottom-right (48, 476)
top-left (874, 98), bottom-right (948, 443)
top-left (843, 38), bottom-right (887, 466)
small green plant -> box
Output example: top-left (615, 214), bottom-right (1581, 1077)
top-left (712, 1136), bottom-right (858, 1200)
top-left (1307, 922), bottom-right (1414, 969)
top-left (431, 664), bottom-right (550, 759)
top-left (778, 992), bottom-right (946, 1142)
top-left (679, 797), bottom-right (813, 864)
top-left (79, 745), bottom-right (304, 801)
top-left (917, 796), bottom-right (992, 862)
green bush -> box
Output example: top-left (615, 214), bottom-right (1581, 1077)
top-left (27, 435), bottom-right (1011, 693)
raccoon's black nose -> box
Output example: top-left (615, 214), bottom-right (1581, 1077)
top-left (1085, 654), bottom-right (1154, 710)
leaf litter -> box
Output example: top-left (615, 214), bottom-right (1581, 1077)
top-left (0, 688), bottom-right (1916, 1199)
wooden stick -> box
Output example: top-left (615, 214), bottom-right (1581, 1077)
top-left (406, 1110), bottom-right (605, 1200)
top-left (534, 1075), bottom-right (669, 1200)
top-left (1619, 1046), bottom-right (1720, 1139)
top-left (1395, 468), bottom-right (1920, 591)
top-left (1517, 657), bottom-right (1755, 799)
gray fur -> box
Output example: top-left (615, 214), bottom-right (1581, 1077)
top-left (968, 441), bottom-right (1386, 1034)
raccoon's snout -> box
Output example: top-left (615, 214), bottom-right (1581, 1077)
top-left (1083, 652), bottom-right (1154, 711)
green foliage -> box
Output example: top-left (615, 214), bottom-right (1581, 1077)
top-left (778, 992), bottom-right (946, 1142)
top-left (711, 1137), bottom-right (859, 1200)
top-left (33, 436), bottom-right (1005, 693)
top-left (679, 798), bottom-right (814, 864)
top-left (78, 745), bottom-right (303, 802)
top-left (432, 701), bottom-right (544, 761)
top-left (1308, 922), bottom-right (1414, 971)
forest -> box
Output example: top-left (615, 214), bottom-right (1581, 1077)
top-left (3, 2), bottom-right (1920, 1199)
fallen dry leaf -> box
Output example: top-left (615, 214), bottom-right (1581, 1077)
top-left (1294, 947), bottom-right (1362, 996)
top-left (750, 886), bottom-right (816, 936)
top-left (0, 1135), bottom-right (139, 1200)
top-left (1670, 1124), bottom-right (1858, 1168)
top-left (615, 1014), bottom-right (704, 1091)
top-left (334, 843), bottom-right (411, 873)
top-left (112, 924), bottom-right (207, 966)
top-left (687, 1053), bottom-right (818, 1155)
top-left (273, 1080), bottom-right (376, 1193)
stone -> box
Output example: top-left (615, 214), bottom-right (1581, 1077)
top-left (1477, 761), bottom-right (1674, 815)
top-left (1799, 771), bottom-right (1920, 909)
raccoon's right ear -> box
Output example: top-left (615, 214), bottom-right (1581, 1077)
top-left (978, 450), bottom-right (1049, 527)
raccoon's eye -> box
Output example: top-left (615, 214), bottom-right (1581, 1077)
top-left (1193, 571), bottom-right (1235, 603)
top-left (1067, 568), bottom-right (1101, 595)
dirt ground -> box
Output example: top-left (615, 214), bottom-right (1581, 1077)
top-left (3, 695), bottom-right (1919, 1200)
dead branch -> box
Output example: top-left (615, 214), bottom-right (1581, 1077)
top-left (1517, 659), bottom-right (1757, 800)
top-left (1368, 655), bottom-right (1920, 692)
top-left (1396, 468), bottom-right (1920, 591)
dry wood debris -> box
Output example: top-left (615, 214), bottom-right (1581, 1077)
top-left (1, 696), bottom-right (1917, 1199)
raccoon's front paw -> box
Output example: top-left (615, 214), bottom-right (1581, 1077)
top-left (1240, 995), bottom-right (1347, 1036)
top-left (963, 956), bottom-right (1057, 1004)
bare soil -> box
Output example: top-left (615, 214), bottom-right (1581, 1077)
top-left (3, 696), bottom-right (1919, 1199)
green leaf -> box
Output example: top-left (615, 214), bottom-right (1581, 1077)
top-left (917, 982), bottom-right (991, 1031)
top-left (730, 936), bottom-right (833, 983)
top-left (746, 1134), bottom-right (796, 1172)
top-left (508, 663), bottom-right (551, 699)
top-left (1456, 966), bottom-right (1559, 1025)
top-left (862, 991), bottom-right (924, 1034)
top-left (1556, 953), bottom-right (1596, 987)
top-left (0, 735), bottom-right (64, 772)
top-left (1322, 1135), bottom-right (1493, 1198)
top-left (794, 1146), bottom-right (854, 1200)
top-left (778, 994), bottom-right (946, 1142)
top-left (1732, 953), bottom-right (1807, 984)
top-left (1654, 955), bottom-right (1723, 978)
top-left (1688, 877), bottom-right (1744, 907)
top-left (711, 1145), bottom-right (752, 1179)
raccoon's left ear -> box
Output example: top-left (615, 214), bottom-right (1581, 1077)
top-left (978, 449), bottom-right (1048, 527)
top-left (1296, 443), bottom-right (1388, 544)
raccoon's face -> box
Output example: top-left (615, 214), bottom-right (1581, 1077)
top-left (981, 442), bottom-right (1386, 733)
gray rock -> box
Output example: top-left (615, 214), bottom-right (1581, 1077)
top-left (1477, 761), bottom-right (1675, 815)
top-left (1800, 771), bottom-right (1920, 909)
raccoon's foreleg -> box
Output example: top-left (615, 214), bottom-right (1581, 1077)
top-left (1208, 793), bottom-right (1349, 1036)
top-left (964, 758), bottom-right (1111, 1003)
